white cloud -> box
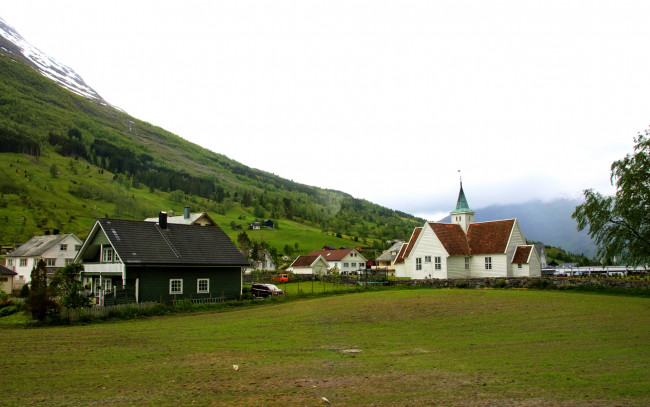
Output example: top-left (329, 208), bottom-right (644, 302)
top-left (2, 0), bottom-right (647, 216)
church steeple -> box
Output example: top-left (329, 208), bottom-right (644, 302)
top-left (450, 179), bottom-right (474, 233)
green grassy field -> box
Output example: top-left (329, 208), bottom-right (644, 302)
top-left (1, 289), bottom-right (649, 406)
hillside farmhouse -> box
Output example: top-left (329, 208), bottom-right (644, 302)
top-left (394, 183), bottom-right (541, 279)
top-left (307, 248), bottom-right (367, 274)
top-left (76, 214), bottom-right (248, 304)
top-left (5, 232), bottom-right (82, 286)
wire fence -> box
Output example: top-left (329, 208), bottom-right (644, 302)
top-left (60, 301), bottom-right (159, 322)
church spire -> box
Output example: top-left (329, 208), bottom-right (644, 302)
top-left (451, 181), bottom-right (473, 214)
top-left (450, 175), bottom-right (475, 233)
top-left (451, 172), bottom-right (473, 214)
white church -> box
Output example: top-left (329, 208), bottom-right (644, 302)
top-left (394, 183), bottom-right (541, 279)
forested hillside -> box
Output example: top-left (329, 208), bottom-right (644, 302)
top-left (0, 51), bottom-right (423, 253)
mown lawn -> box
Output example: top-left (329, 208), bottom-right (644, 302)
top-left (1, 289), bottom-right (648, 406)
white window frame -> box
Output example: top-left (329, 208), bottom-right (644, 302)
top-left (102, 279), bottom-right (112, 291)
top-left (46, 258), bottom-right (57, 267)
top-left (518, 263), bottom-right (522, 269)
top-left (464, 257), bottom-right (470, 270)
top-left (60, 244), bottom-right (68, 251)
top-left (485, 257), bottom-right (492, 270)
top-left (75, 245), bottom-right (82, 251)
top-left (343, 262), bottom-right (349, 268)
top-left (351, 262), bottom-right (356, 268)
top-left (170, 279), bottom-right (183, 295)
top-left (65, 258), bottom-right (74, 265)
top-left (102, 247), bottom-right (114, 263)
top-left (424, 256), bottom-right (431, 263)
top-left (7, 259), bottom-right (13, 266)
top-left (197, 279), bottom-right (209, 294)
top-left (20, 258), bottom-right (27, 267)
top-left (416, 258), bottom-right (422, 270)
top-left (434, 256), bottom-right (442, 270)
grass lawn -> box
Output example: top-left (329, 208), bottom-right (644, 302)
top-left (273, 280), bottom-right (363, 295)
top-left (1, 289), bottom-right (649, 406)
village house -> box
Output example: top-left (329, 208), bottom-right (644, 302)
top-left (394, 183), bottom-right (541, 279)
top-left (144, 206), bottom-right (217, 226)
top-left (287, 255), bottom-right (330, 275)
top-left (0, 264), bottom-right (18, 294)
top-left (307, 248), bottom-right (368, 275)
top-left (242, 248), bottom-right (276, 273)
top-left (374, 240), bottom-right (405, 276)
top-left (5, 231), bottom-right (82, 285)
top-left (75, 214), bottom-right (248, 304)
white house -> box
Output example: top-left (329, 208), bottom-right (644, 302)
top-left (242, 249), bottom-right (276, 274)
top-left (394, 183), bottom-right (541, 279)
top-left (144, 207), bottom-right (217, 227)
top-left (5, 232), bottom-right (83, 284)
top-left (287, 255), bottom-right (330, 275)
top-left (307, 248), bottom-right (367, 274)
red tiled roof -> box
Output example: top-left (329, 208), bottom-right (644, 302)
top-left (394, 242), bottom-right (409, 264)
top-left (467, 219), bottom-right (515, 255)
top-left (307, 248), bottom-right (354, 261)
top-left (290, 255), bottom-right (320, 268)
top-left (428, 223), bottom-right (471, 256)
top-left (394, 227), bottom-right (423, 264)
top-left (512, 246), bottom-right (532, 264)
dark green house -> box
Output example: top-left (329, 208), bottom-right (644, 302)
top-left (76, 215), bottom-right (249, 304)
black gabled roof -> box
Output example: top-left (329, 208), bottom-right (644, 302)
top-left (96, 218), bottom-right (249, 266)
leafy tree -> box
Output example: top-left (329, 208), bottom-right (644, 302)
top-left (237, 231), bottom-right (252, 254)
top-left (50, 263), bottom-right (90, 309)
top-left (26, 259), bottom-right (58, 320)
top-left (573, 130), bottom-right (650, 267)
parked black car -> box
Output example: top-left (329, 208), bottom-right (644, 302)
top-left (251, 283), bottom-right (285, 298)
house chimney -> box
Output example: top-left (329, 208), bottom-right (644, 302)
top-left (53, 229), bottom-right (59, 235)
top-left (184, 206), bottom-right (190, 219)
top-left (159, 211), bottom-right (168, 229)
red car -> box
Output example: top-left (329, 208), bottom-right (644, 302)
top-left (272, 273), bottom-right (289, 283)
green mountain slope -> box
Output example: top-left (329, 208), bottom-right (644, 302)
top-left (0, 51), bottom-right (423, 254)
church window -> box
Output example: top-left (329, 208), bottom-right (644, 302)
top-left (416, 258), bottom-right (422, 270)
top-left (485, 257), bottom-right (492, 270)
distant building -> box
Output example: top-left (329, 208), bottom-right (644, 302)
top-left (5, 231), bottom-right (82, 285)
top-left (144, 206), bottom-right (217, 227)
top-left (307, 248), bottom-right (367, 274)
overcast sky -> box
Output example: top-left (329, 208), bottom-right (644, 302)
top-left (3, 1), bottom-right (649, 220)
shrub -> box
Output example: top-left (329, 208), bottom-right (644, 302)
top-left (0, 305), bottom-right (18, 317)
top-left (455, 281), bottom-right (469, 289)
top-left (527, 278), bottom-right (551, 290)
top-left (19, 284), bottom-right (30, 298)
top-left (495, 279), bottom-right (507, 288)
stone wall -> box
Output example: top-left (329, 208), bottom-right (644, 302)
top-left (387, 277), bottom-right (649, 290)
